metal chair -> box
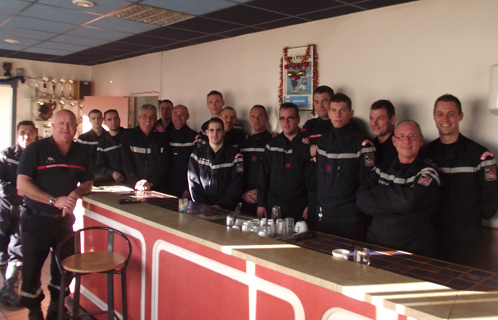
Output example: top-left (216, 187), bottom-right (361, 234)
top-left (55, 226), bottom-right (132, 320)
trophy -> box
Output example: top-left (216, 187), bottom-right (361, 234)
top-left (40, 77), bottom-right (50, 98)
top-left (68, 80), bottom-right (74, 100)
top-left (51, 79), bottom-right (58, 99)
top-left (60, 100), bottom-right (66, 109)
top-left (59, 79), bottom-right (66, 99)
top-left (35, 84), bottom-right (39, 98)
top-left (2, 62), bottom-right (12, 77)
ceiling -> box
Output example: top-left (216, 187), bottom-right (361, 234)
top-left (0, 0), bottom-right (417, 66)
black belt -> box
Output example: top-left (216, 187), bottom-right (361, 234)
top-left (28, 207), bottom-right (65, 219)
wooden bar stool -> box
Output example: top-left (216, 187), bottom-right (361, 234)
top-left (55, 226), bottom-right (132, 320)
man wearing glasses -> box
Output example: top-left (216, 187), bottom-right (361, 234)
top-left (357, 120), bottom-right (440, 257)
top-left (257, 103), bottom-right (308, 220)
top-left (422, 94), bottom-right (498, 266)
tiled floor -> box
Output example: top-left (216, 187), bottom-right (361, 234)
top-left (0, 257), bottom-right (92, 320)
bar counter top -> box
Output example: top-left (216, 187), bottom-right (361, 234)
top-left (82, 192), bottom-right (498, 320)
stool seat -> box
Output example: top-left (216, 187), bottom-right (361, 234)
top-left (55, 226), bottom-right (131, 320)
top-left (62, 252), bottom-right (126, 273)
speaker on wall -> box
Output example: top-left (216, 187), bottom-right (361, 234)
top-left (74, 81), bottom-right (92, 100)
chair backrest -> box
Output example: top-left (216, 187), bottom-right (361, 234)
top-left (55, 226), bottom-right (132, 274)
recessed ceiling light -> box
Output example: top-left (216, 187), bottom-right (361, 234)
top-left (72, 0), bottom-right (95, 8)
top-left (4, 39), bottom-right (20, 44)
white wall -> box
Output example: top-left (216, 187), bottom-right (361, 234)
top-left (91, 0), bottom-right (498, 226)
top-left (150, 0), bottom-right (498, 150)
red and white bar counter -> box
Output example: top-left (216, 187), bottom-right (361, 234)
top-left (74, 192), bottom-right (498, 320)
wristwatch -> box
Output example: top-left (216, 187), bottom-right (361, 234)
top-left (49, 197), bottom-right (57, 206)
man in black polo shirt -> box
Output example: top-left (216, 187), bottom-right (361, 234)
top-left (17, 110), bottom-right (93, 320)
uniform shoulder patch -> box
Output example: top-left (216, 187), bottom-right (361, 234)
top-left (417, 174), bottom-right (433, 187)
top-left (364, 153), bottom-right (374, 167)
top-left (480, 151), bottom-right (495, 160)
top-left (485, 166), bottom-right (497, 181)
top-left (361, 139), bottom-right (374, 147)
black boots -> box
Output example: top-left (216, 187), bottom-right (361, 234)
top-left (0, 264), bottom-right (21, 306)
top-left (46, 299), bottom-right (71, 320)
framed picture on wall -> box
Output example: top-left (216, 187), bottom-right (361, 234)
top-left (280, 45), bottom-right (317, 110)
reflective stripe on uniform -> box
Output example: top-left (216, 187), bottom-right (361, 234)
top-left (129, 146), bottom-right (164, 154)
top-left (439, 159), bottom-right (496, 174)
top-left (240, 147), bottom-right (265, 153)
top-left (97, 144), bottom-right (121, 152)
top-left (317, 146), bottom-right (375, 159)
top-left (21, 287), bottom-right (43, 299)
top-left (6, 158), bottom-right (18, 165)
top-left (76, 139), bottom-right (98, 145)
top-left (169, 142), bottom-right (194, 147)
top-left (267, 145), bottom-right (293, 154)
top-left (190, 153), bottom-right (243, 169)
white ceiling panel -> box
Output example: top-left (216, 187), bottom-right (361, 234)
top-left (0, 0), bottom-right (33, 15)
top-left (49, 34), bottom-right (109, 47)
top-left (142, 0), bottom-right (237, 16)
top-left (19, 3), bottom-right (99, 25)
top-left (23, 46), bottom-right (75, 55)
top-left (37, 0), bottom-right (132, 15)
top-left (65, 26), bottom-right (132, 41)
top-left (0, 26), bottom-right (57, 41)
top-left (6, 16), bottom-right (77, 33)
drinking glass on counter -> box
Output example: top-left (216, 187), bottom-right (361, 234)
top-left (272, 206), bottom-right (281, 220)
top-left (353, 247), bottom-right (371, 265)
top-left (178, 198), bottom-right (188, 213)
top-left (275, 219), bottom-right (284, 236)
top-left (284, 217), bottom-right (294, 236)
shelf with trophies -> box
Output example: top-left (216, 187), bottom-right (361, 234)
top-left (29, 77), bottom-right (92, 139)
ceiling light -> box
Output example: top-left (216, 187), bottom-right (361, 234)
top-left (72, 0), bottom-right (95, 8)
top-left (4, 39), bottom-right (20, 44)
top-left (110, 4), bottom-right (194, 27)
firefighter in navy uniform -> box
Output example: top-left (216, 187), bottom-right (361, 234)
top-left (165, 105), bottom-right (202, 198)
top-left (422, 94), bottom-right (498, 266)
top-left (369, 99), bottom-right (397, 169)
top-left (304, 94), bottom-right (376, 241)
top-left (188, 117), bottom-right (243, 210)
top-left (220, 107), bottom-right (246, 148)
top-left (257, 103), bottom-right (308, 221)
top-left (17, 110), bottom-right (93, 320)
top-left (96, 109), bottom-right (126, 184)
top-left (121, 104), bottom-right (169, 192)
top-left (238, 105), bottom-right (273, 215)
top-left (299, 85), bottom-right (334, 230)
top-left (0, 121), bottom-right (37, 306)
top-left (357, 121), bottom-right (440, 257)
top-left (76, 109), bottom-right (108, 169)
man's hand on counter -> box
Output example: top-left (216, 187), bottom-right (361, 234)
top-left (257, 207), bottom-right (267, 218)
top-left (112, 171), bottom-right (125, 183)
top-left (135, 179), bottom-right (153, 191)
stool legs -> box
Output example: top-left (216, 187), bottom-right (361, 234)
top-left (121, 269), bottom-right (128, 320)
top-left (58, 273), bottom-right (65, 320)
top-left (72, 275), bottom-right (81, 319)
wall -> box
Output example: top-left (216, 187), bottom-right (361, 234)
top-left (91, 0), bottom-right (498, 228)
